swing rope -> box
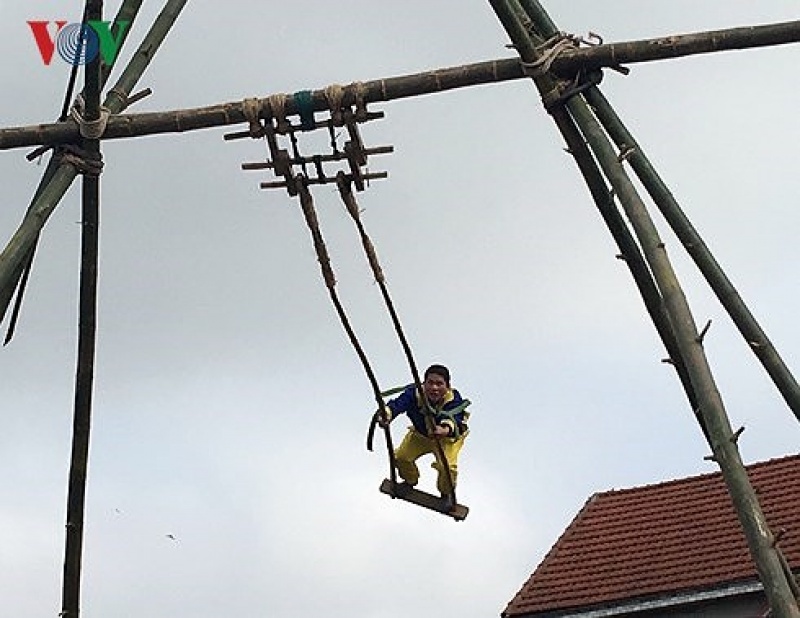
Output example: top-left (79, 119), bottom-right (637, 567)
top-left (294, 175), bottom-right (397, 486)
top-left (334, 172), bottom-right (458, 503)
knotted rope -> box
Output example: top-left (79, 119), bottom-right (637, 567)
top-left (242, 97), bottom-right (264, 138)
top-left (70, 94), bottom-right (111, 140)
top-left (57, 144), bottom-right (104, 177)
top-left (267, 93), bottom-right (291, 134)
top-left (324, 83), bottom-right (346, 127)
top-left (521, 31), bottom-right (583, 76)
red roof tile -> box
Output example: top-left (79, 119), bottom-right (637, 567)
top-left (504, 453), bottom-right (800, 616)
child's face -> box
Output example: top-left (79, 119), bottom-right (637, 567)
top-left (423, 374), bottom-right (448, 404)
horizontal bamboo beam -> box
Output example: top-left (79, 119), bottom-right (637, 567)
top-left (0, 20), bottom-right (797, 152)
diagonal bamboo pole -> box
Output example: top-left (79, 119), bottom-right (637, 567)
top-left (583, 86), bottom-right (800, 423)
top-left (519, 0), bottom-right (800, 425)
top-left (491, 1), bottom-right (800, 615)
top-left (61, 0), bottom-right (104, 614)
top-left (0, 20), bottom-right (797, 152)
top-left (1, 0), bottom-right (144, 335)
top-left (0, 0), bottom-right (189, 327)
top-left (493, 7), bottom-right (710, 432)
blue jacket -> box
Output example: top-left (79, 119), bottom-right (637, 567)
top-left (386, 385), bottom-right (470, 438)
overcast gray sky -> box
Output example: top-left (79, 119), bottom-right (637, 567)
top-left (2, 2), bottom-right (799, 617)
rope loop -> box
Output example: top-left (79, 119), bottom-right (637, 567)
top-left (57, 144), bottom-right (104, 176)
top-left (70, 94), bottom-right (111, 139)
top-left (324, 83), bottom-right (346, 127)
top-left (242, 97), bottom-right (264, 138)
top-left (293, 90), bottom-right (316, 131)
top-left (268, 93), bottom-right (291, 134)
top-left (542, 68), bottom-right (603, 112)
top-left (521, 31), bottom-right (581, 77)
top-left (350, 81), bottom-right (369, 122)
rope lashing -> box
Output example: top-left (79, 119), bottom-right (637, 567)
top-left (242, 97), bottom-right (264, 138)
top-left (70, 94), bottom-right (111, 140)
top-left (541, 68), bottom-right (603, 112)
top-left (324, 84), bottom-right (346, 127)
top-left (293, 90), bottom-right (316, 131)
top-left (57, 144), bottom-right (104, 176)
top-left (521, 32), bottom-right (581, 76)
top-left (268, 93), bottom-right (291, 134)
top-left (350, 81), bottom-right (369, 122)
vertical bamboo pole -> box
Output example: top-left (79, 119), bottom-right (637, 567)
top-left (0, 0), bottom-right (189, 321)
top-left (489, 1), bottom-right (800, 615)
top-left (61, 0), bottom-right (103, 612)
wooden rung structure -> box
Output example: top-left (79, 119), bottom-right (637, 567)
top-left (259, 171), bottom-right (388, 191)
top-left (228, 91), bottom-right (392, 196)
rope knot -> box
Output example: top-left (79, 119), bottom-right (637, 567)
top-left (70, 94), bottom-right (111, 139)
top-left (268, 93), bottom-right (291, 134)
top-left (57, 144), bottom-right (104, 176)
top-left (521, 31), bottom-right (583, 77)
top-left (242, 97), bottom-right (264, 138)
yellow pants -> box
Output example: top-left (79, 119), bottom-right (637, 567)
top-left (395, 428), bottom-right (467, 495)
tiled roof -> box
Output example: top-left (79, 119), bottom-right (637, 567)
top-left (504, 453), bottom-right (800, 616)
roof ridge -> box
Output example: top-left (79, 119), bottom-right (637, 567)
top-left (596, 451), bottom-right (800, 498)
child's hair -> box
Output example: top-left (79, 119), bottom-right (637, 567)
top-left (424, 364), bottom-right (450, 385)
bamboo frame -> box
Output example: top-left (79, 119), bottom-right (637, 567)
top-left (0, 3), bottom-right (798, 615)
top-left (0, 20), bottom-right (797, 152)
top-left (0, 0), bottom-right (145, 337)
top-left (490, 0), bottom-right (800, 615)
top-left (0, 0), bottom-right (189, 325)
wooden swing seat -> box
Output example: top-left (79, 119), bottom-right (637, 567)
top-left (379, 478), bottom-right (469, 521)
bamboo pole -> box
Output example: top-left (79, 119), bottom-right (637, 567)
top-left (0, 0), bottom-right (189, 327)
top-left (1, 0), bottom-right (144, 338)
top-left (493, 1), bottom-right (800, 614)
top-left (61, 1), bottom-right (103, 615)
top-left (0, 20), bottom-right (798, 152)
top-left (492, 4), bottom-right (709, 431)
top-left (583, 86), bottom-right (800, 423)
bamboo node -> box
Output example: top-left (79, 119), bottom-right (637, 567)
top-left (730, 426), bottom-right (746, 443)
top-left (695, 319), bottom-right (713, 344)
top-left (772, 528), bottom-right (787, 547)
top-left (617, 145), bottom-right (636, 162)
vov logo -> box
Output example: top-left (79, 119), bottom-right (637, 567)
top-left (27, 20), bottom-right (130, 66)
